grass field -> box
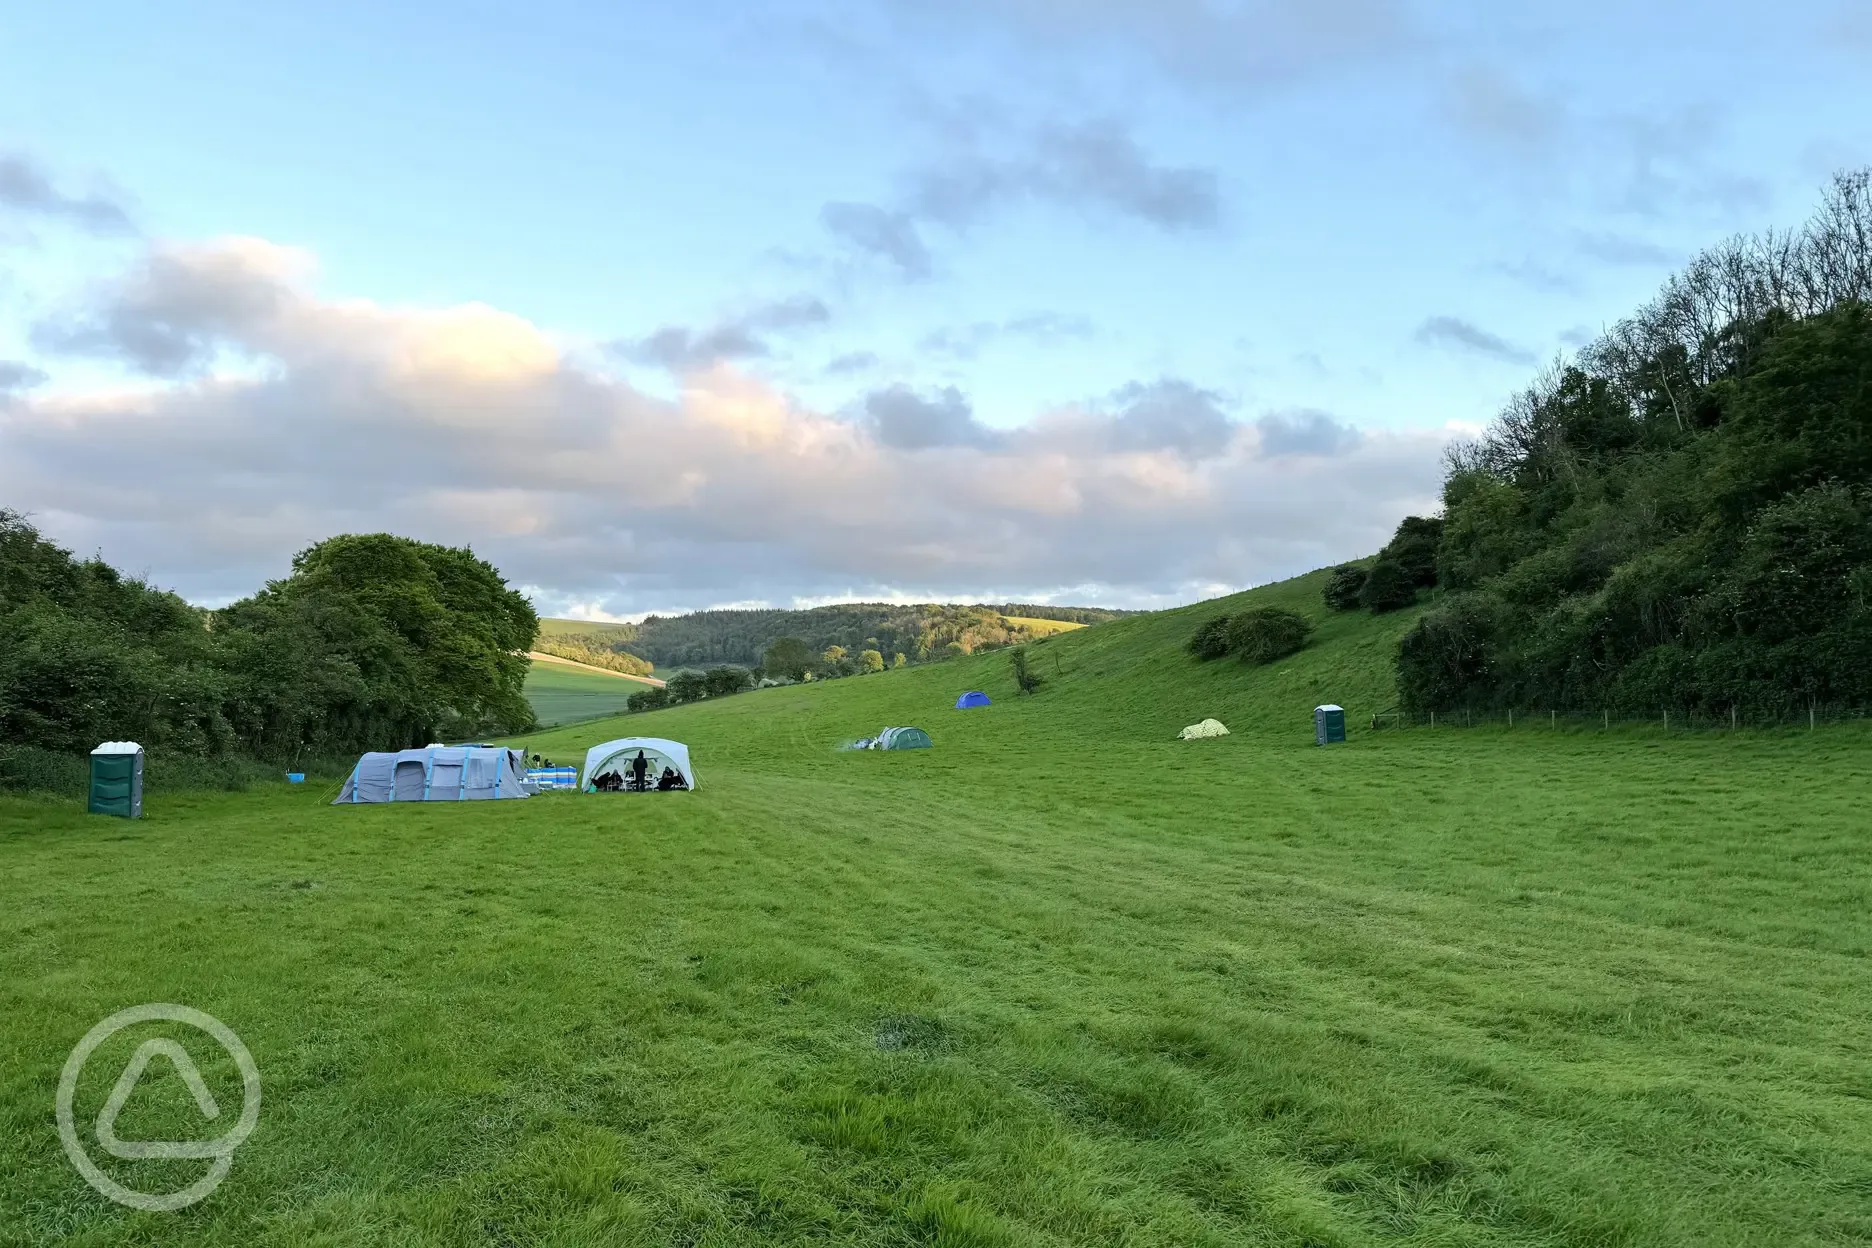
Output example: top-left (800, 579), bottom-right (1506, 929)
top-left (523, 660), bottom-right (650, 727)
top-left (3, 569), bottom-right (1869, 1246)
top-left (536, 617), bottom-right (634, 640)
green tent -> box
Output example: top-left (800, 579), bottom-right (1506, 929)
top-left (875, 726), bottom-right (932, 750)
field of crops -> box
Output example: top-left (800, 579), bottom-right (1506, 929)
top-left (2, 570), bottom-right (1867, 1246)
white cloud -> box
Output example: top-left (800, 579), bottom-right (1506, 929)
top-left (4, 236), bottom-right (1451, 611)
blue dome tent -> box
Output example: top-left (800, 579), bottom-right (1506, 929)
top-left (954, 691), bottom-right (991, 709)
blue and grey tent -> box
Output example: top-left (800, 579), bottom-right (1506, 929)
top-left (334, 747), bottom-right (531, 804)
top-left (874, 726), bottom-right (932, 750)
top-left (954, 691), bottom-right (991, 709)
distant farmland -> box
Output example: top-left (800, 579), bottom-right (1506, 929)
top-left (523, 656), bottom-right (654, 726)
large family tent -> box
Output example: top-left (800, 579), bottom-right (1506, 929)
top-left (954, 691), bottom-right (991, 709)
top-left (581, 737), bottom-right (697, 792)
top-left (1178, 719), bottom-right (1230, 740)
top-left (334, 747), bottom-right (531, 804)
top-left (875, 726), bottom-right (932, 750)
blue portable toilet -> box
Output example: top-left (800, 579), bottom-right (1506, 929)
top-left (955, 691), bottom-right (991, 709)
top-left (1314, 705), bottom-right (1346, 746)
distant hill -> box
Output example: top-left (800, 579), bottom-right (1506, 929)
top-left (537, 602), bottom-right (1133, 670)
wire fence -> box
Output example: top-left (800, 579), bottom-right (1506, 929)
top-left (1365, 704), bottom-right (1871, 733)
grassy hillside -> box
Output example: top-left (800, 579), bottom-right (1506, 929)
top-left (537, 617), bottom-right (632, 640)
top-left (534, 601), bottom-right (1131, 672)
top-left (3, 567), bottom-right (1867, 1246)
top-left (523, 660), bottom-right (655, 727)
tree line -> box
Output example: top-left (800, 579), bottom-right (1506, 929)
top-left (551, 601), bottom-right (1129, 671)
top-left (1, 520), bottom-right (539, 767)
top-left (1324, 171), bottom-right (1872, 721)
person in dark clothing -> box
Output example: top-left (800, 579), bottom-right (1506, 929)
top-left (596, 769), bottom-right (621, 792)
top-left (630, 750), bottom-right (649, 792)
top-left (656, 767), bottom-right (678, 790)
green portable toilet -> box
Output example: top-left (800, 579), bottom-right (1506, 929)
top-left (88, 741), bottom-right (144, 818)
top-left (1314, 705), bottom-right (1346, 746)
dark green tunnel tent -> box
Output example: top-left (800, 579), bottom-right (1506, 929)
top-left (875, 726), bottom-right (932, 750)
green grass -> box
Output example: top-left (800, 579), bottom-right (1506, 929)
top-left (524, 660), bottom-right (649, 727)
top-left (3, 569), bottom-right (1869, 1246)
top-left (536, 617), bottom-right (635, 641)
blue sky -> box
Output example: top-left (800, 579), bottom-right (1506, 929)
top-left (2, 1), bottom-right (1869, 614)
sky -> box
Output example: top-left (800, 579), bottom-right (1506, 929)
top-left (2, 1), bottom-right (1869, 617)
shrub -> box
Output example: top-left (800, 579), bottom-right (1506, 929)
top-left (666, 670), bottom-right (708, 703)
top-left (1186, 616), bottom-right (1232, 660)
top-left (1395, 596), bottom-right (1502, 711)
top-left (1225, 607), bottom-right (1313, 664)
top-left (627, 686), bottom-right (672, 713)
top-left (1380, 515), bottom-right (1445, 588)
top-left (703, 665), bottom-right (753, 697)
top-left (1322, 566), bottom-right (1367, 611)
top-left (1359, 559), bottom-right (1419, 612)
top-left (1009, 645), bottom-right (1045, 694)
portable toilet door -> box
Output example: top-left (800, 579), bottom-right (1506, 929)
top-left (1314, 705), bottom-right (1346, 746)
top-left (88, 741), bottom-right (145, 817)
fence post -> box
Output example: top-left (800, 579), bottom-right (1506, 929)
top-left (1664, 710), bottom-right (1669, 731)
top-left (1731, 705), bottom-right (1737, 731)
top-left (1603, 709), bottom-right (1608, 730)
top-left (1508, 709), bottom-right (1513, 728)
top-left (1551, 710), bottom-right (1556, 729)
top-left (1431, 711), bottom-right (1436, 728)
top-left (1810, 707), bottom-right (1816, 732)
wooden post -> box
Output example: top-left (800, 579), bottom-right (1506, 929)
top-left (1431, 711), bottom-right (1436, 728)
top-left (1551, 710), bottom-right (1556, 729)
top-left (1731, 705), bottom-right (1737, 731)
top-left (1508, 709), bottom-right (1513, 728)
top-left (1603, 709), bottom-right (1608, 729)
top-left (1664, 710), bottom-right (1669, 731)
top-left (1810, 707), bottom-right (1816, 731)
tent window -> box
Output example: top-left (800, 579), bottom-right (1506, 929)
top-left (430, 762), bottom-right (464, 793)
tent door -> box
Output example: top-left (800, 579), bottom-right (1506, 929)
top-left (393, 760), bottom-right (427, 801)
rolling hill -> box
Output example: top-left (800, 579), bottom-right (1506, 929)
top-left (533, 601), bottom-right (1133, 672)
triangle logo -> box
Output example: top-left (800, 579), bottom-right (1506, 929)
top-left (95, 1038), bottom-right (224, 1161)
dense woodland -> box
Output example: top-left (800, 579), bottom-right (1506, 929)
top-left (0, 523), bottom-right (538, 768)
top-left (1347, 171), bottom-right (1872, 720)
top-left (554, 602), bottom-right (1130, 671)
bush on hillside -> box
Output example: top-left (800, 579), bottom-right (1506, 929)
top-left (1381, 516), bottom-right (1445, 588)
top-left (1323, 565), bottom-right (1367, 611)
top-left (1225, 607), bottom-right (1313, 665)
top-left (704, 665), bottom-right (754, 697)
top-left (1009, 645), bottom-right (1044, 694)
top-left (627, 686), bottom-right (672, 712)
top-left (1186, 615), bottom-right (1233, 660)
top-left (666, 671), bottom-right (708, 703)
top-left (1359, 559), bottom-right (1419, 612)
